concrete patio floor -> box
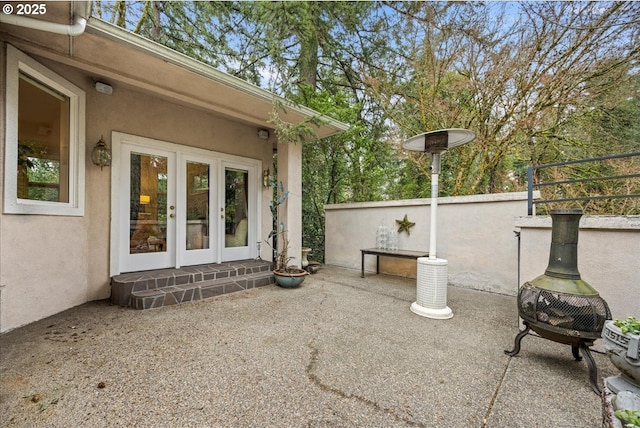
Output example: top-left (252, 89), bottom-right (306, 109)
top-left (0, 266), bottom-right (615, 427)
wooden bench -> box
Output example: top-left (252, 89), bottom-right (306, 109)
top-left (360, 248), bottom-right (429, 278)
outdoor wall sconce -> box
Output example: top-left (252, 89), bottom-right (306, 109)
top-left (263, 169), bottom-right (271, 187)
top-left (257, 129), bottom-right (270, 140)
top-left (91, 135), bottom-right (111, 170)
top-left (95, 81), bottom-right (113, 95)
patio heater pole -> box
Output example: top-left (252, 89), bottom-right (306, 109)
top-left (402, 129), bottom-right (475, 320)
top-left (429, 153), bottom-right (440, 259)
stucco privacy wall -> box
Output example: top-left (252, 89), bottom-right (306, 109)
top-left (0, 46), bottom-right (274, 333)
top-left (325, 193), bottom-right (639, 320)
top-left (325, 192), bottom-right (533, 296)
top-left (515, 216), bottom-right (640, 321)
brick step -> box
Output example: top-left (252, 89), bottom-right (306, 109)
top-left (110, 260), bottom-right (274, 308)
top-left (130, 270), bottom-right (275, 310)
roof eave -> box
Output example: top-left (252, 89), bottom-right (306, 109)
top-left (85, 18), bottom-right (349, 138)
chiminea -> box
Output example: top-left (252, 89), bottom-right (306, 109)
top-left (505, 209), bottom-right (611, 394)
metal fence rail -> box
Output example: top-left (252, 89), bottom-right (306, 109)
top-left (527, 151), bottom-right (640, 215)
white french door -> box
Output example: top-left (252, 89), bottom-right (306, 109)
top-left (178, 156), bottom-right (217, 266)
top-left (111, 132), bottom-right (260, 275)
top-left (119, 143), bottom-right (177, 273)
top-left (221, 162), bottom-right (254, 262)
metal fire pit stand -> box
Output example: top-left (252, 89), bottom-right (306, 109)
top-left (505, 322), bottom-right (601, 394)
top-left (402, 129), bottom-right (475, 319)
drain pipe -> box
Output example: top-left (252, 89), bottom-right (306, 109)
top-left (0, 4), bottom-right (88, 36)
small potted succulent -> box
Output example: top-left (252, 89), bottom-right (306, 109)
top-left (602, 316), bottom-right (640, 428)
top-left (615, 409), bottom-right (640, 428)
top-left (602, 316), bottom-right (640, 389)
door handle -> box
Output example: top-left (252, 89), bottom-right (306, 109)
top-left (170, 214), bottom-right (175, 218)
top-left (170, 205), bottom-right (175, 210)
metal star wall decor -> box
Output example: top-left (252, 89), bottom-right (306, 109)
top-left (396, 214), bottom-right (415, 235)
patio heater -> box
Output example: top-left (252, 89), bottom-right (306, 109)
top-left (403, 129), bottom-right (475, 319)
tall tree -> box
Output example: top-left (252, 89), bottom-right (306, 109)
top-left (94, 0), bottom-right (640, 222)
top-left (368, 1), bottom-right (640, 196)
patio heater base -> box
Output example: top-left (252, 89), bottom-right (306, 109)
top-left (410, 301), bottom-right (453, 319)
top-left (411, 257), bottom-right (452, 320)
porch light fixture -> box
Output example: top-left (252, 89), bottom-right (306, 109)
top-left (262, 168), bottom-right (271, 188)
top-left (402, 128), bottom-right (475, 319)
top-left (95, 81), bottom-right (113, 95)
top-left (91, 135), bottom-right (111, 170)
top-left (257, 129), bottom-right (270, 140)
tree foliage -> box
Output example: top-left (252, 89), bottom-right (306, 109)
top-left (94, 1), bottom-right (640, 255)
top-left (367, 2), bottom-right (640, 195)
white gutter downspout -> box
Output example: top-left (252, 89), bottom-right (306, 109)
top-left (0, 5), bottom-right (88, 36)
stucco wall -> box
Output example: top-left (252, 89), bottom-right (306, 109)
top-left (325, 194), bottom-right (639, 320)
top-left (325, 192), bottom-right (531, 295)
top-left (1, 44), bottom-right (274, 332)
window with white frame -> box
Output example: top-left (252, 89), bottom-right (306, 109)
top-left (4, 45), bottom-right (85, 216)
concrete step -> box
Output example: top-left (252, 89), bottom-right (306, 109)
top-left (110, 260), bottom-right (274, 309)
top-left (130, 271), bottom-right (275, 309)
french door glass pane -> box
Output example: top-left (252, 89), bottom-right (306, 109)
top-left (129, 153), bottom-right (168, 254)
top-left (186, 162), bottom-right (209, 250)
top-left (225, 168), bottom-right (248, 248)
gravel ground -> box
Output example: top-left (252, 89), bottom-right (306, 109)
top-left (0, 266), bottom-right (614, 427)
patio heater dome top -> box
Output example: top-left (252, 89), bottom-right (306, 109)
top-left (402, 128), bottom-right (476, 154)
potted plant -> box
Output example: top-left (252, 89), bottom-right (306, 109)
top-left (267, 179), bottom-right (308, 288)
top-left (265, 104), bottom-right (324, 287)
top-left (272, 230), bottom-right (308, 288)
top-left (603, 316), bottom-right (640, 390)
top-left (602, 316), bottom-right (640, 428)
top-left (615, 409), bottom-right (640, 428)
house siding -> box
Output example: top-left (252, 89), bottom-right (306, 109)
top-left (1, 41), bottom-right (274, 333)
